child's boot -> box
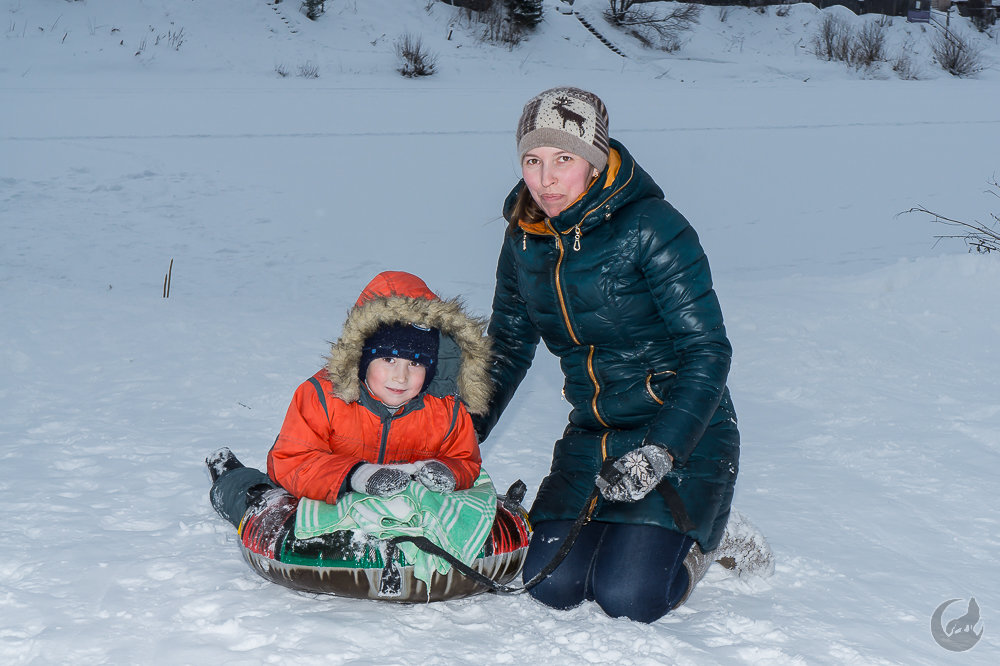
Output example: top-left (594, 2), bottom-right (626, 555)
top-left (206, 446), bottom-right (244, 483)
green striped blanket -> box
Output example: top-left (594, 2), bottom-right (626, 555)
top-left (295, 469), bottom-right (498, 587)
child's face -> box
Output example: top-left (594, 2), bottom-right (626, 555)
top-left (365, 357), bottom-right (427, 408)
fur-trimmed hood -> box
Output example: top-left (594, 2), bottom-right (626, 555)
top-left (326, 271), bottom-right (493, 415)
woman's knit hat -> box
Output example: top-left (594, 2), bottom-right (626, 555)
top-left (358, 322), bottom-right (439, 391)
top-left (516, 87), bottom-right (610, 172)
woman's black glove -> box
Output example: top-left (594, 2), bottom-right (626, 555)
top-left (595, 445), bottom-right (673, 502)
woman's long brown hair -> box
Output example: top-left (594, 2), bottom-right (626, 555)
top-left (507, 185), bottom-right (545, 235)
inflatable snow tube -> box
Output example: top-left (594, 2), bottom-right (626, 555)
top-left (234, 486), bottom-right (531, 603)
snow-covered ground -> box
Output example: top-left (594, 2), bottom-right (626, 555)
top-left (2, 0), bottom-right (998, 663)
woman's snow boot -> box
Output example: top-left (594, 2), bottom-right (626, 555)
top-left (674, 543), bottom-right (713, 609)
top-left (673, 508), bottom-right (774, 608)
top-left (711, 508), bottom-right (774, 578)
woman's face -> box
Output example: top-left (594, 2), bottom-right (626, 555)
top-left (521, 146), bottom-right (596, 219)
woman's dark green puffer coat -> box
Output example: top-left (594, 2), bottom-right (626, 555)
top-left (476, 139), bottom-right (739, 551)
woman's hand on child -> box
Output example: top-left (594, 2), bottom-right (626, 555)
top-left (595, 444), bottom-right (673, 503)
top-left (413, 460), bottom-right (456, 493)
top-left (350, 463), bottom-right (417, 496)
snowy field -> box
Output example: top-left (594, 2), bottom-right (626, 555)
top-left (2, 0), bottom-right (999, 664)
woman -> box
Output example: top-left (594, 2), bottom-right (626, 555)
top-left (474, 87), bottom-right (770, 623)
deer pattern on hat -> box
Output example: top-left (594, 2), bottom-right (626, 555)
top-left (516, 87), bottom-right (610, 171)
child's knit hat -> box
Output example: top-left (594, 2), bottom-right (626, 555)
top-left (516, 87), bottom-right (610, 172)
top-left (358, 322), bottom-right (439, 391)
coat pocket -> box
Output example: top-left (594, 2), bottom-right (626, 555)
top-left (644, 369), bottom-right (677, 405)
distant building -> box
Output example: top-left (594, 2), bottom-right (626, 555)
top-left (952, 0), bottom-right (999, 24)
top-left (811, 0), bottom-right (909, 16)
top-left (908, 0), bottom-right (932, 21)
top-left (437, 0), bottom-right (492, 10)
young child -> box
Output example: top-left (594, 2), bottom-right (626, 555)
top-left (207, 270), bottom-right (493, 524)
top-left (267, 270), bottom-right (489, 502)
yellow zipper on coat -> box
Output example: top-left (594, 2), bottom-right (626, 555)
top-left (536, 163), bottom-right (636, 428)
top-left (546, 219), bottom-right (610, 429)
top-left (587, 346), bottom-right (609, 428)
top-left (547, 219), bottom-right (581, 346)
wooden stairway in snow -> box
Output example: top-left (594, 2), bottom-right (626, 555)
top-left (572, 12), bottom-right (627, 58)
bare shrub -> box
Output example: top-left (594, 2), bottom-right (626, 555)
top-left (447, 0), bottom-right (523, 49)
top-left (906, 179), bottom-right (1000, 254)
top-left (891, 45), bottom-right (920, 80)
top-left (477, 1), bottom-right (523, 48)
top-left (606, 0), bottom-right (642, 22)
top-left (931, 30), bottom-right (984, 77)
top-left (297, 61), bottom-right (320, 78)
top-left (395, 33), bottom-right (437, 77)
top-left (851, 21), bottom-right (886, 68)
top-left (813, 14), bottom-right (853, 62)
top-left (605, 1), bottom-right (701, 53)
top-left (813, 14), bottom-right (891, 71)
top-left (166, 27), bottom-right (185, 51)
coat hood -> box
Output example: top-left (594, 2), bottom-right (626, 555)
top-left (326, 271), bottom-right (493, 415)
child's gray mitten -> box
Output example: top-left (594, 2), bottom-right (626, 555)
top-left (350, 463), bottom-right (414, 496)
top-left (595, 444), bottom-right (673, 502)
top-left (414, 460), bottom-right (456, 493)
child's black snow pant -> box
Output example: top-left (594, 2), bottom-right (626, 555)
top-left (209, 466), bottom-right (281, 528)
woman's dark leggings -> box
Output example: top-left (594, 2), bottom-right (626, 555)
top-left (522, 519), bottom-right (694, 623)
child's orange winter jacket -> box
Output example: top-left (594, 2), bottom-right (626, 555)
top-left (267, 271), bottom-right (493, 503)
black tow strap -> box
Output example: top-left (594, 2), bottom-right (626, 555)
top-left (383, 483), bottom-right (601, 597)
top-left (656, 474), bottom-right (695, 533)
top-left (377, 456), bottom-right (696, 597)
